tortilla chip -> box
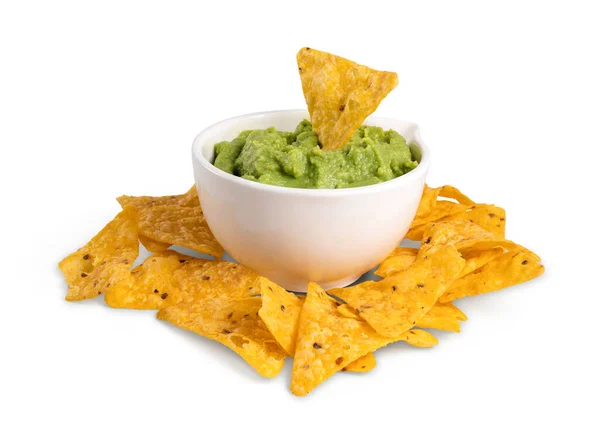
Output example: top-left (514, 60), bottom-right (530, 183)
top-left (329, 246), bottom-right (465, 338)
top-left (342, 352), bottom-right (376, 373)
top-left (139, 205), bottom-right (223, 258)
top-left (457, 247), bottom-right (505, 279)
top-left (175, 260), bottom-right (261, 303)
top-left (440, 249), bottom-right (544, 302)
top-left (414, 185), bottom-right (442, 220)
top-left (259, 279), bottom-right (378, 373)
top-left (400, 329), bottom-right (439, 347)
top-left (105, 251), bottom-right (195, 310)
top-left (158, 296), bottom-right (287, 378)
top-left (441, 204), bottom-right (506, 238)
top-left (139, 234), bottom-right (171, 252)
top-left (439, 185), bottom-right (475, 205)
top-left (117, 185), bottom-right (199, 209)
top-left (375, 247), bottom-right (418, 278)
top-left (336, 303), bottom-right (362, 320)
top-left (421, 221), bottom-right (517, 254)
top-left (59, 206), bottom-right (139, 301)
top-left (415, 302), bottom-right (467, 333)
top-left (258, 277), bottom-right (305, 355)
top-left (291, 283), bottom-right (394, 396)
top-left (411, 201), bottom-right (471, 228)
top-left (297, 47), bottom-right (398, 150)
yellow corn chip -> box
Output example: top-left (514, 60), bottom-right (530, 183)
top-left (117, 185), bottom-right (199, 209)
top-left (59, 206), bottom-right (139, 301)
top-left (139, 205), bottom-right (223, 258)
top-left (414, 185), bottom-right (442, 220)
top-left (440, 249), bottom-right (544, 302)
top-left (415, 302), bottom-right (467, 333)
top-left (400, 329), bottom-right (439, 347)
top-left (457, 247), bottom-right (505, 279)
top-left (375, 247), bottom-right (418, 278)
top-left (105, 251), bottom-right (195, 310)
top-left (342, 352), bottom-right (376, 373)
top-left (329, 246), bottom-right (465, 338)
top-left (336, 303), bottom-right (362, 320)
top-left (297, 47), bottom-right (398, 150)
top-left (441, 204), bottom-right (506, 238)
top-left (258, 277), bottom-right (305, 355)
top-left (175, 260), bottom-right (261, 303)
top-left (439, 185), bottom-right (475, 205)
top-left (421, 221), bottom-right (517, 254)
top-left (259, 279), bottom-right (377, 373)
top-left (158, 296), bottom-right (287, 378)
top-left (139, 234), bottom-right (171, 252)
top-left (411, 201), bottom-right (471, 228)
top-left (291, 283), bottom-right (395, 396)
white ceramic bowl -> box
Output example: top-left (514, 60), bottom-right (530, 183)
top-left (192, 110), bottom-right (430, 292)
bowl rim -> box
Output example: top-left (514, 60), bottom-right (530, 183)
top-left (192, 109), bottom-right (431, 197)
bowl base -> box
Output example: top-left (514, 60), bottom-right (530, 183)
top-left (282, 274), bottom-right (360, 294)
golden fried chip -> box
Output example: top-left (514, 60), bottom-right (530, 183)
top-left (291, 283), bottom-right (395, 396)
top-left (59, 206), bottom-right (139, 301)
top-left (441, 204), bottom-right (506, 238)
top-left (259, 277), bottom-right (305, 355)
top-left (105, 251), bottom-right (195, 310)
top-left (158, 297), bottom-right (287, 378)
top-left (139, 234), bottom-right (171, 252)
top-left (175, 260), bottom-right (261, 303)
top-left (139, 205), bottom-right (223, 258)
top-left (259, 279), bottom-right (377, 373)
top-left (440, 249), bottom-right (544, 302)
top-left (400, 329), bottom-right (439, 348)
top-left (336, 303), bottom-right (362, 320)
top-left (342, 352), bottom-right (376, 373)
top-left (375, 247), bottom-right (418, 278)
top-left (415, 302), bottom-right (467, 333)
top-left (421, 221), bottom-right (517, 255)
top-left (329, 246), bottom-right (465, 338)
top-left (439, 185), bottom-right (475, 205)
top-left (297, 47), bottom-right (398, 150)
top-left (457, 247), bottom-right (505, 278)
top-left (411, 201), bottom-right (471, 228)
top-left (117, 185), bottom-right (199, 209)
top-left (414, 185), bottom-right (442, 220)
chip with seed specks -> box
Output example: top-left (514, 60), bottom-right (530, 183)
top-left (297, 47), bottom-right (398, 150)
top-left (440, 249), bottom-right (544, 302)
top-left (259, 278), bottom-right (378, 373)
top-left (291, 283), bottom-right (395, 396)
top-left (139, 205), bottom-right (223, 258)
top-left (329, 246), bottom-right (465, 338)
top-left (158, 296), bottom-right (287, 378)
top-left (59, 206), bottom-right (139, 301)
top-left (175, 261), bottom-right (262, 304)
top-left (105, 251), bottom-right (195, 310)
top-left (375, 247), bottom-right (418, 278)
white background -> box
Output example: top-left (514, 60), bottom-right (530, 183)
top-left (1, 1), bottom-right (599, 422)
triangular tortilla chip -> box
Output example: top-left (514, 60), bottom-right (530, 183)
top-left (297, 47), bottom-right (398, 150)
top-left (158, 297), bottom-right (287, 378)
top-left (258, 278), bottom-right (379, 373)
top-left (329, 246), bottom-right (465, 338)
top-left (139, 205), bottom-right (223, 258)
top-left (104, 251), bottom-right (195, 310)
top-left (59, 206), bottom-right (139, 301)
top-left (440, 249), bottom-right (544, 302)
top-left (291, 283), bottom-right (394, 396)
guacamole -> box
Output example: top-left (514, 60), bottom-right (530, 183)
top-left (213, 120), bottom-right (418, 189)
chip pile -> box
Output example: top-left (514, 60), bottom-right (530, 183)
top-left (59, 183), bottom-right (544, 396)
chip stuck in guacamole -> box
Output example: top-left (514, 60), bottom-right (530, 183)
top-left (213, 120), bottom-right (418, 189)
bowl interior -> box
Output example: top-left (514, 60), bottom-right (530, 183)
top-left (194, 110), bottom-right (425, 166)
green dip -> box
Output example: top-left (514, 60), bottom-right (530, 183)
top-left (213, 120), bottom-right (418, 189)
